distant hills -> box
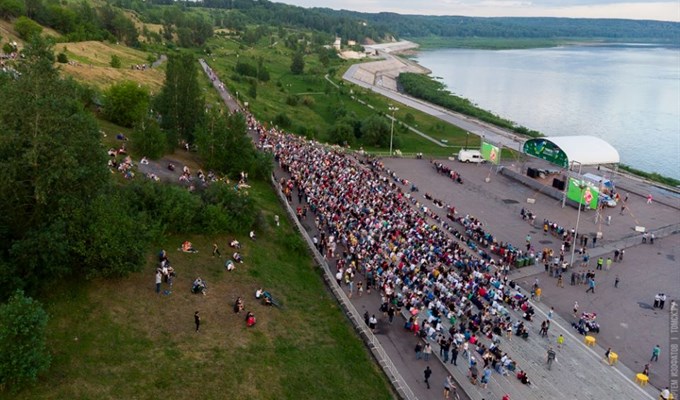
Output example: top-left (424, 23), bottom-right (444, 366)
top-left (179, 0), bottom-right (680, 43)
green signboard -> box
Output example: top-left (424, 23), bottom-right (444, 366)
top-left (567, 178), bottom-right (599, 209)
top-left (481, 142), bottom-right (500, 165)
top-left (523, 139), bottom-right (569, 168)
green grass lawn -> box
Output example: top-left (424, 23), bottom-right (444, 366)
top-left (203, 33), bottom-right (476, 156)
top-left (8, 180), bottom-right (393, 400)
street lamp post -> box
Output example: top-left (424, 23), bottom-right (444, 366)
top-left (465, 131), bottom-right (470, 150)
top-left (389, 106), bottom-right (399, 156)
top-left (569, 181), bottom-right (588, 267)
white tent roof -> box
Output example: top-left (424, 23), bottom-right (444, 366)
top-left (538, 136), bottom-right (620, 166)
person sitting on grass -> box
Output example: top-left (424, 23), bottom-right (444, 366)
top-left (225, 260), bottom-right (235, 271)
top-left (233, 297), bottom-right (244, 313)
top-left (192, 277), bottom-right (207, 295)
top-left (249, 231), bottom-right (256, 241)
top-left (233, 252), bottom-right (243, 263)
top-left (181, 241), bottom-right (197, 253)
top-left (255, 288), bottom-right (264, 299)
top-left (245, 311), bottom-right (256, 327)
top-left (230, 239), bottom-right (241, 249)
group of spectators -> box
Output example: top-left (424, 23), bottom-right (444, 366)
top-left (253, 125), bottom-right (551, 392)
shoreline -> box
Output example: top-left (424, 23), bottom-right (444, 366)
top-left (344, 48), bottom-right (680, 191)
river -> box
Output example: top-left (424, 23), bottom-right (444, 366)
top-left (414, 45), bottom-right (680, 179)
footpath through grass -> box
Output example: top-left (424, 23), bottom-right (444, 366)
top-left (9, 180), bottom-right (393, 400)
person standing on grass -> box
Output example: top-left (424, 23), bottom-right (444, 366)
top-left (212, 243), bottom-right (221, 257)
top-left (423, 366), bottom-right (432, 389)
top-left (194, 311), bottom-right (201, 332)
top-left (155, 270), bottom-right (162, 294)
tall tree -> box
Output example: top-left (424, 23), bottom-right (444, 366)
top-left (195, 108), bottom-right (254, 178)
top-left (0, 37), bottom-right (109, 297)
top-left (155, 52), bottom-right (204, 144)
top-left (290, 50), bottom-right (304, 75)
top-left (103, 81), bottom-right (150, 128)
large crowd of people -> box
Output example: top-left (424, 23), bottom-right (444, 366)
top-left (251, 124), bottom-right (556, 390)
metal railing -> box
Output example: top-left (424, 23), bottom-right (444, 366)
top-left (271, 177), bottom-right (418, 400)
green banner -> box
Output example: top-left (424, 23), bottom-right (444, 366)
top-left (481, 142), bottom-right (500, 165)
top-left (523, 139), bottom-right (569, 168)
top-left (567, 178), bottom-right (599, 209)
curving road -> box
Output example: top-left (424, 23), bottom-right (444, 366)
top-left (343, 56), bottom-right (525, 151)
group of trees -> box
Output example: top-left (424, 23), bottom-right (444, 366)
top-left (0, 39), bottom-right (272, 389)
top-left (398, 73), bottom-right (541, 138)
top-left (326, 112), bottom-right (399, 149)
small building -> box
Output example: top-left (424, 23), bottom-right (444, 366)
top-left (347, 40), bottom-right (357, 46)
top-left (333, 37), bottom-right (341, 51)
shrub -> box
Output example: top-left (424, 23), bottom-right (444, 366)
top-left (14, 16), bottom-right (42, 40)
top-left (110, 54), bottom-right (121, 68)
top-left (56, 52), bottom-right (68, 63)
top-left (0, 290), bottom-right (51, 391)
top-left (273, 112), bottom-right (291, 128)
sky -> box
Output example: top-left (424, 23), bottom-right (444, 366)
top-left (276, 0), bottom-right (680, 22)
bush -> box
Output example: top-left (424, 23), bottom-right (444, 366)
top-left (0, 290), bottom-right (51, 391)
top-left (56, 52), bottom-right (68, 63)
top-left (199, 183), bottom-right (259, 234)
top-left (273, 112), bottom-right (292, 128)
top-left (14, 16), bottom-right (42, 40)
top-left (103, 81), bottom-right (150, 128)
top-left (131, 116), bottom-right (167, 159)
top-left (110, 54), bottom-right (121, 68)
top-left (0, 0), bottom-right (25, 20)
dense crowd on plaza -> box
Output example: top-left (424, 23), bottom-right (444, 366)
top-left (252, 123), bottom-right (560, 391)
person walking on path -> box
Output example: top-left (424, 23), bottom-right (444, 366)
top-left (606, 257), bottom-right (612, 270)
top-left (596, 257), bottom-right (604, 270)
top-left (604, 347), bottom-right (612, 363)
top-left (423, 342), bottom-right (432, 361)
top-left (546, 347), bottom-right (557, 370)
top-left (556, 275), bottom-right (564, 288)
top-left (194, 311), bottom-right (201, 332)
top-left (651, 345), bottom-right (661, 362)
top-left (415, 342), bottom-right (423, 360)
top-left (423, 366), bottom-right (432, 389)
top-left (573, 301), bottom-right (579, 317)
top-left (586, 278), bottom-right (596, 294)
top-left (614, 275), bottom-right (620, 288)
top-left (443, 375), bottom-right (455, 399)
top-left (557, 334), bottom-right (565, 349)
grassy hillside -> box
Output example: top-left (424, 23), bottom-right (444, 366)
top-left (58, 41), bottom-right (164, 90)
top-left (7, 174), bottom-right (393, 400)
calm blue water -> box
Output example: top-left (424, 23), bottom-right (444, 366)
top-left (415, 45), bottom-right (680, 179)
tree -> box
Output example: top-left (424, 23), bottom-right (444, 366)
top-left (155, 52), bottom-right (204, 143)
top-left (361, 115), bottom-right (392, 147)
top-left (0, 290), bottom-right (51, 390)
top-left (0, 37), bottom-right (109, 298)
top-left (14, 16), bottom-right (43, 40)
top-left (0, 0), bottom-right (25, 20)
top-left (131, 114), bottom-right (166, 159)
top-left (290, 50), bottom-right (304, 75)
top-left (56, 52), bottom-right (68, 63)
top-left (327, 122), bottom-right (355, 146)
top-left (195, 108), bottom-right (255, 177)
top-left (103, 81), bottom-right (150, 128)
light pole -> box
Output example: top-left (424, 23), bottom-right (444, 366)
top-left (569, 181), bottom-right (588, 267)
top-left (465, 131), bottom-right (470, 150)
top-left (389, 105), bottom-right (398, 156)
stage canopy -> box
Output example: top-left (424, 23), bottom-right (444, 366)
top-left (523, 136), bottom-right (620, 168)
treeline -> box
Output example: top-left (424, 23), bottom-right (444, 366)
top-left (398, 72), bottom-right (541, 138)
top-left (344, 14), bottom-right (680, 42)
top-left (0, 0), bottom-right (139, 45)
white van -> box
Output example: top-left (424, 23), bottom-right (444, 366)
top-left (457, 149), bottom-right (484, 163)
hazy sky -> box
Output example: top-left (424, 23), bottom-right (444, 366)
top-left (276, 0), bottom-right (680, 22)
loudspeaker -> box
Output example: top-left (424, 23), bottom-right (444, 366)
top-left (552, 178), bottom-right (566, 191)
